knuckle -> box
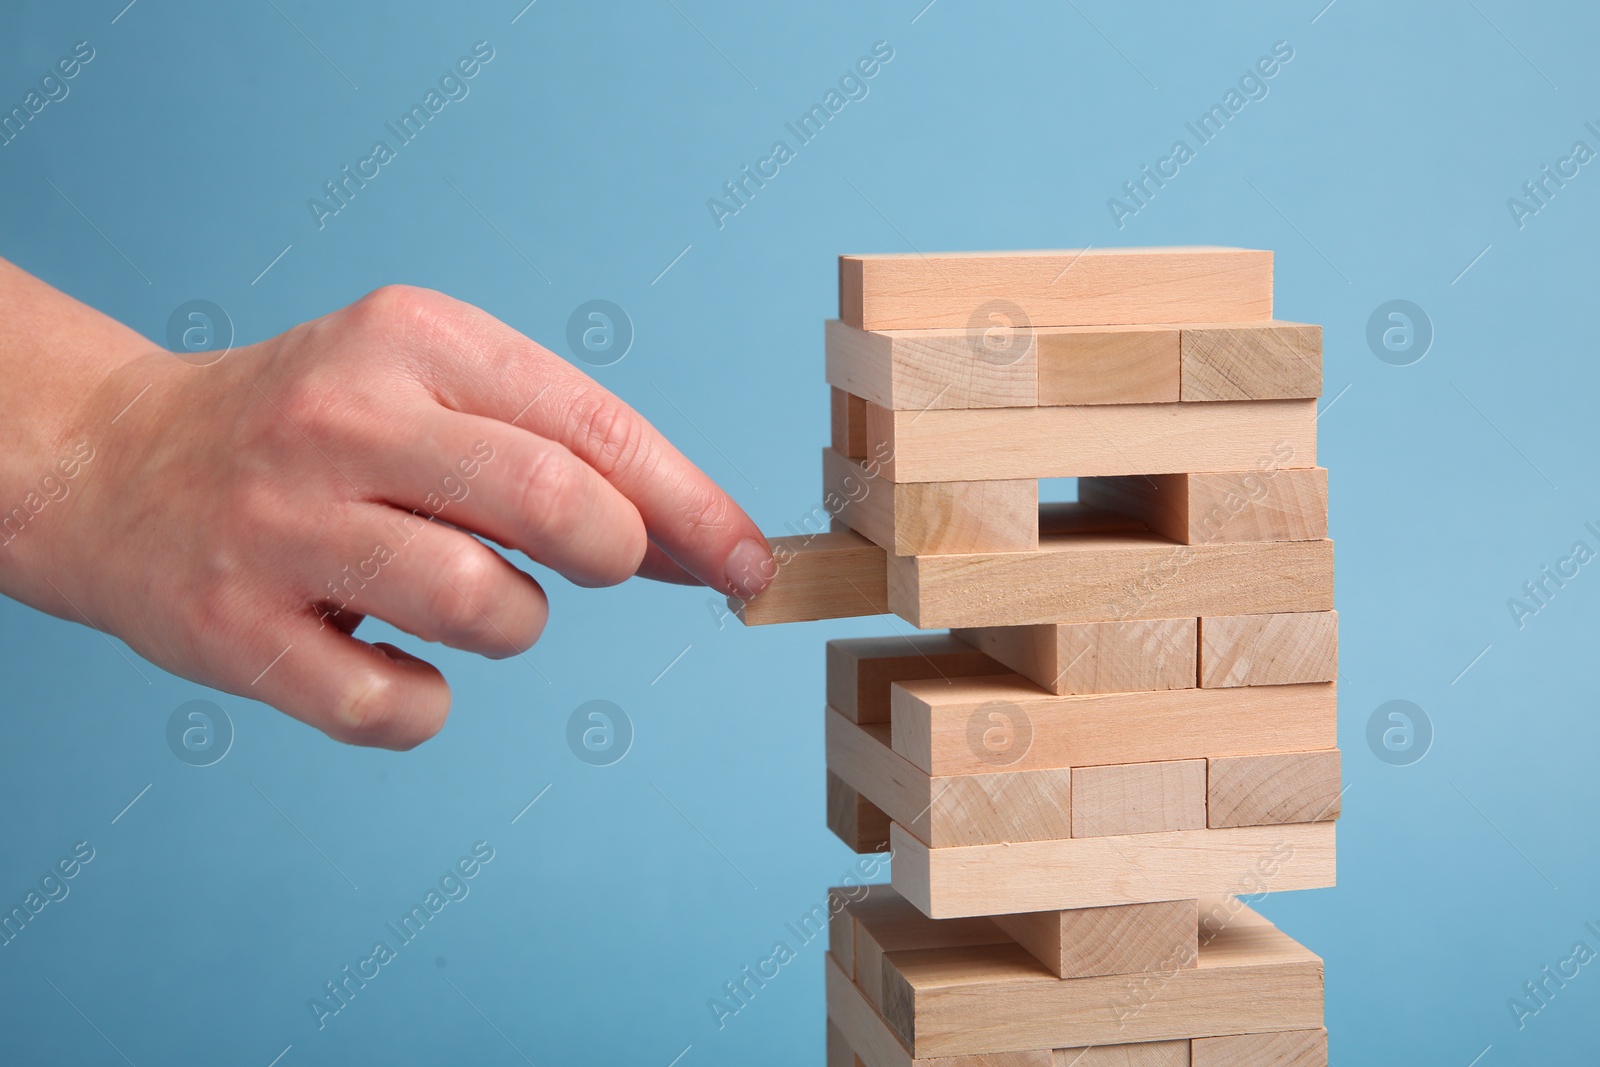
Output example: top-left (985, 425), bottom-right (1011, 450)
top-left (327, 670), bottom-right (402, 747)
top-left (345, 281), bottom-right (473, 361)
top-left (426, 543), bottom-right (499, 643)
top-left (347, 284), bottom-right (454, 341)
top-left (514, 445), bottom-right (581, 534)
top-left (515, 443), bottom-right (646, 589)
top-left (608, 524), bottom-right (649, 587)
top-left (611, 514), bottom-right (650, 578)
top-left (334, 284), bottom-right (478, 388)
top-left (677, 477), bottom-right (734, 536)
top-left (253, 287), bottom-right (465, 460)
top-left (322, 650), bottom-right (449, 750)
top-left (570, 394), bottom-right (644, 479)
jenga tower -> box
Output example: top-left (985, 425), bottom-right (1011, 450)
top-left (734, 248), bottom-right (1337, 1066)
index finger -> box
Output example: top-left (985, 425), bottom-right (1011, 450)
top-left (393, 290), bottom-right (776, 599)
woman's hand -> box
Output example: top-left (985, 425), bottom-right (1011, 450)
top-left (0, 267), bottom-right (772, 749)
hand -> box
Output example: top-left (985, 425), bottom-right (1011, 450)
top-left (0, 275), bottom-right (773, 748)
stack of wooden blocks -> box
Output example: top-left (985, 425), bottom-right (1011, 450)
top-left (734, 248), bottom-right (1338, 1066)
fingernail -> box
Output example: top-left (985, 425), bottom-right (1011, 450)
top-left (724, 537), bottom-right (776, 600)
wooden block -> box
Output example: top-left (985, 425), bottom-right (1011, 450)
top-left (827, 633), bottom-right (1008, 725)
top-left (993, 899), bottom-right (1199, 980)
top-left (833, 387), bottom-right (870, 459)
top-left (826, 448), bottom-right (1039, 555)
top-left (890, 821), bottom-right (1336, 917)
top-left (864, 399), bottom-right (1315, 483)
top-left (877, 896), bottom-right (1322, 1056)
top-left (1037, 325), bottom-right (1179, 406)
top-left (827, 954), bottom-right (1054, 1067)
top-left (733, 531), bottom-right (887, 625)
top-left (1079, 469), bottom-right (1327, 545)
top-left (1180, 322), bottom-right (1322, 402)
top-left (844, 890), bottom-right (1008, 1012)
top-left (888, 533), bottom-right (1333, 629)
top-left (1190, 1029), bottom-right (1326, 1067)
top-left (831, 888), bottom-right (858, 979)
top-left (1052, 1042), bottom-right (1190, 1066)
top-left (839, 248), bottom-right (1273, 331)
top-left (953, 620), bottom-right (1196, 696)
top-left (829, 770), bottom-right (892, 853)
top-left (1199, 611), bottom-right (1337, 688)
top-left (828, 1019), bottom-right (865, 1067)
top-left (825, 318), bottom-right (1037, 410)
top-left (827, 710), bottom-right (1073, 847)
top-left (1071, 761), bottom-right (1207, 838)
top-left (829, 955), bottom-right (907, 1067)
top-left (1207, 752), bottom-right (1342, 829)
top-left (891, 676), bottom-right (1336, 778)
top-left (924, 770), bottom-right (1073, 849)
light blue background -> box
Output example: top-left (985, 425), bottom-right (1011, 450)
top-left (1, 1), bottom-right (1596, 1063)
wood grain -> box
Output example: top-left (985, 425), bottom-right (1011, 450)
top-left (1190, 1029), bottom-right (1326, 1067)
top-left (1079, 469), bottom-right (1327, 545)
top-left (825, 318), bottom-right (1037, 410)
top-left (864, 399), bottom-right (1316, 483)
top-left (826, 448), bottom-right (1039, 555)
top-left (890, 675), bottom-right (1337, 777)
top-left (827, 633), bottom-right (1006, 725)
top-left (889, 821), bottom-right (1336, 917)
top-left (877, 895), bottom-right (1322, 1056)
top-left (1199, 611), bottom-right (1338, 688)
top-left (1207, 752), bottom-right (1342, 829)
top-left (827, 710), bottom-right (1073, 847)
top-left (1070, 760), bottom-right (1208, 838)
top-left (993, 899), bottom-right (1198, 980)
top-left (826, 954), bottom-right (1054, 1067)
top-left (953, 619), bottom-right (1197, 696)
top-left (842, 889), bottom-right (1008, 1013)
top-left (734, 531), bottom-right (887, 625)
top-left (833, 386), bottom-right (871, 459)
top-left (827, 1019), bottom-right (863, 1067)
top-left (887, 532), bottom-right (1333, 629)
top-left (1180, 322), bottom-right (1322, 402)
top-left (830, 888), bottom-right (858, 980)
top-left (1052, 1042), bottom-right (1190, 1066)
top-left (1037, 325), bottom-right (1180, 406)
top-left (828, 770), bottom-right (892, 853)
top-left (838, 248), bottom-right (1273, 331)
top-left (829, 953), bottom-right (907, 1067)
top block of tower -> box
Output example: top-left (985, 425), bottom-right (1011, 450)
top-left (839, 247), bottom-right (1273, 330)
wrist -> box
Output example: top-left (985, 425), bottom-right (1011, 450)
top-left (0, 258), bottom-right (168, 606)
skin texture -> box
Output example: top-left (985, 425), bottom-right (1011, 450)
top-left (0, 258), bottom-right (774, 748)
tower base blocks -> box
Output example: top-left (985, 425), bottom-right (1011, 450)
top-left (735, 249), bottom-right (1337, 1065)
